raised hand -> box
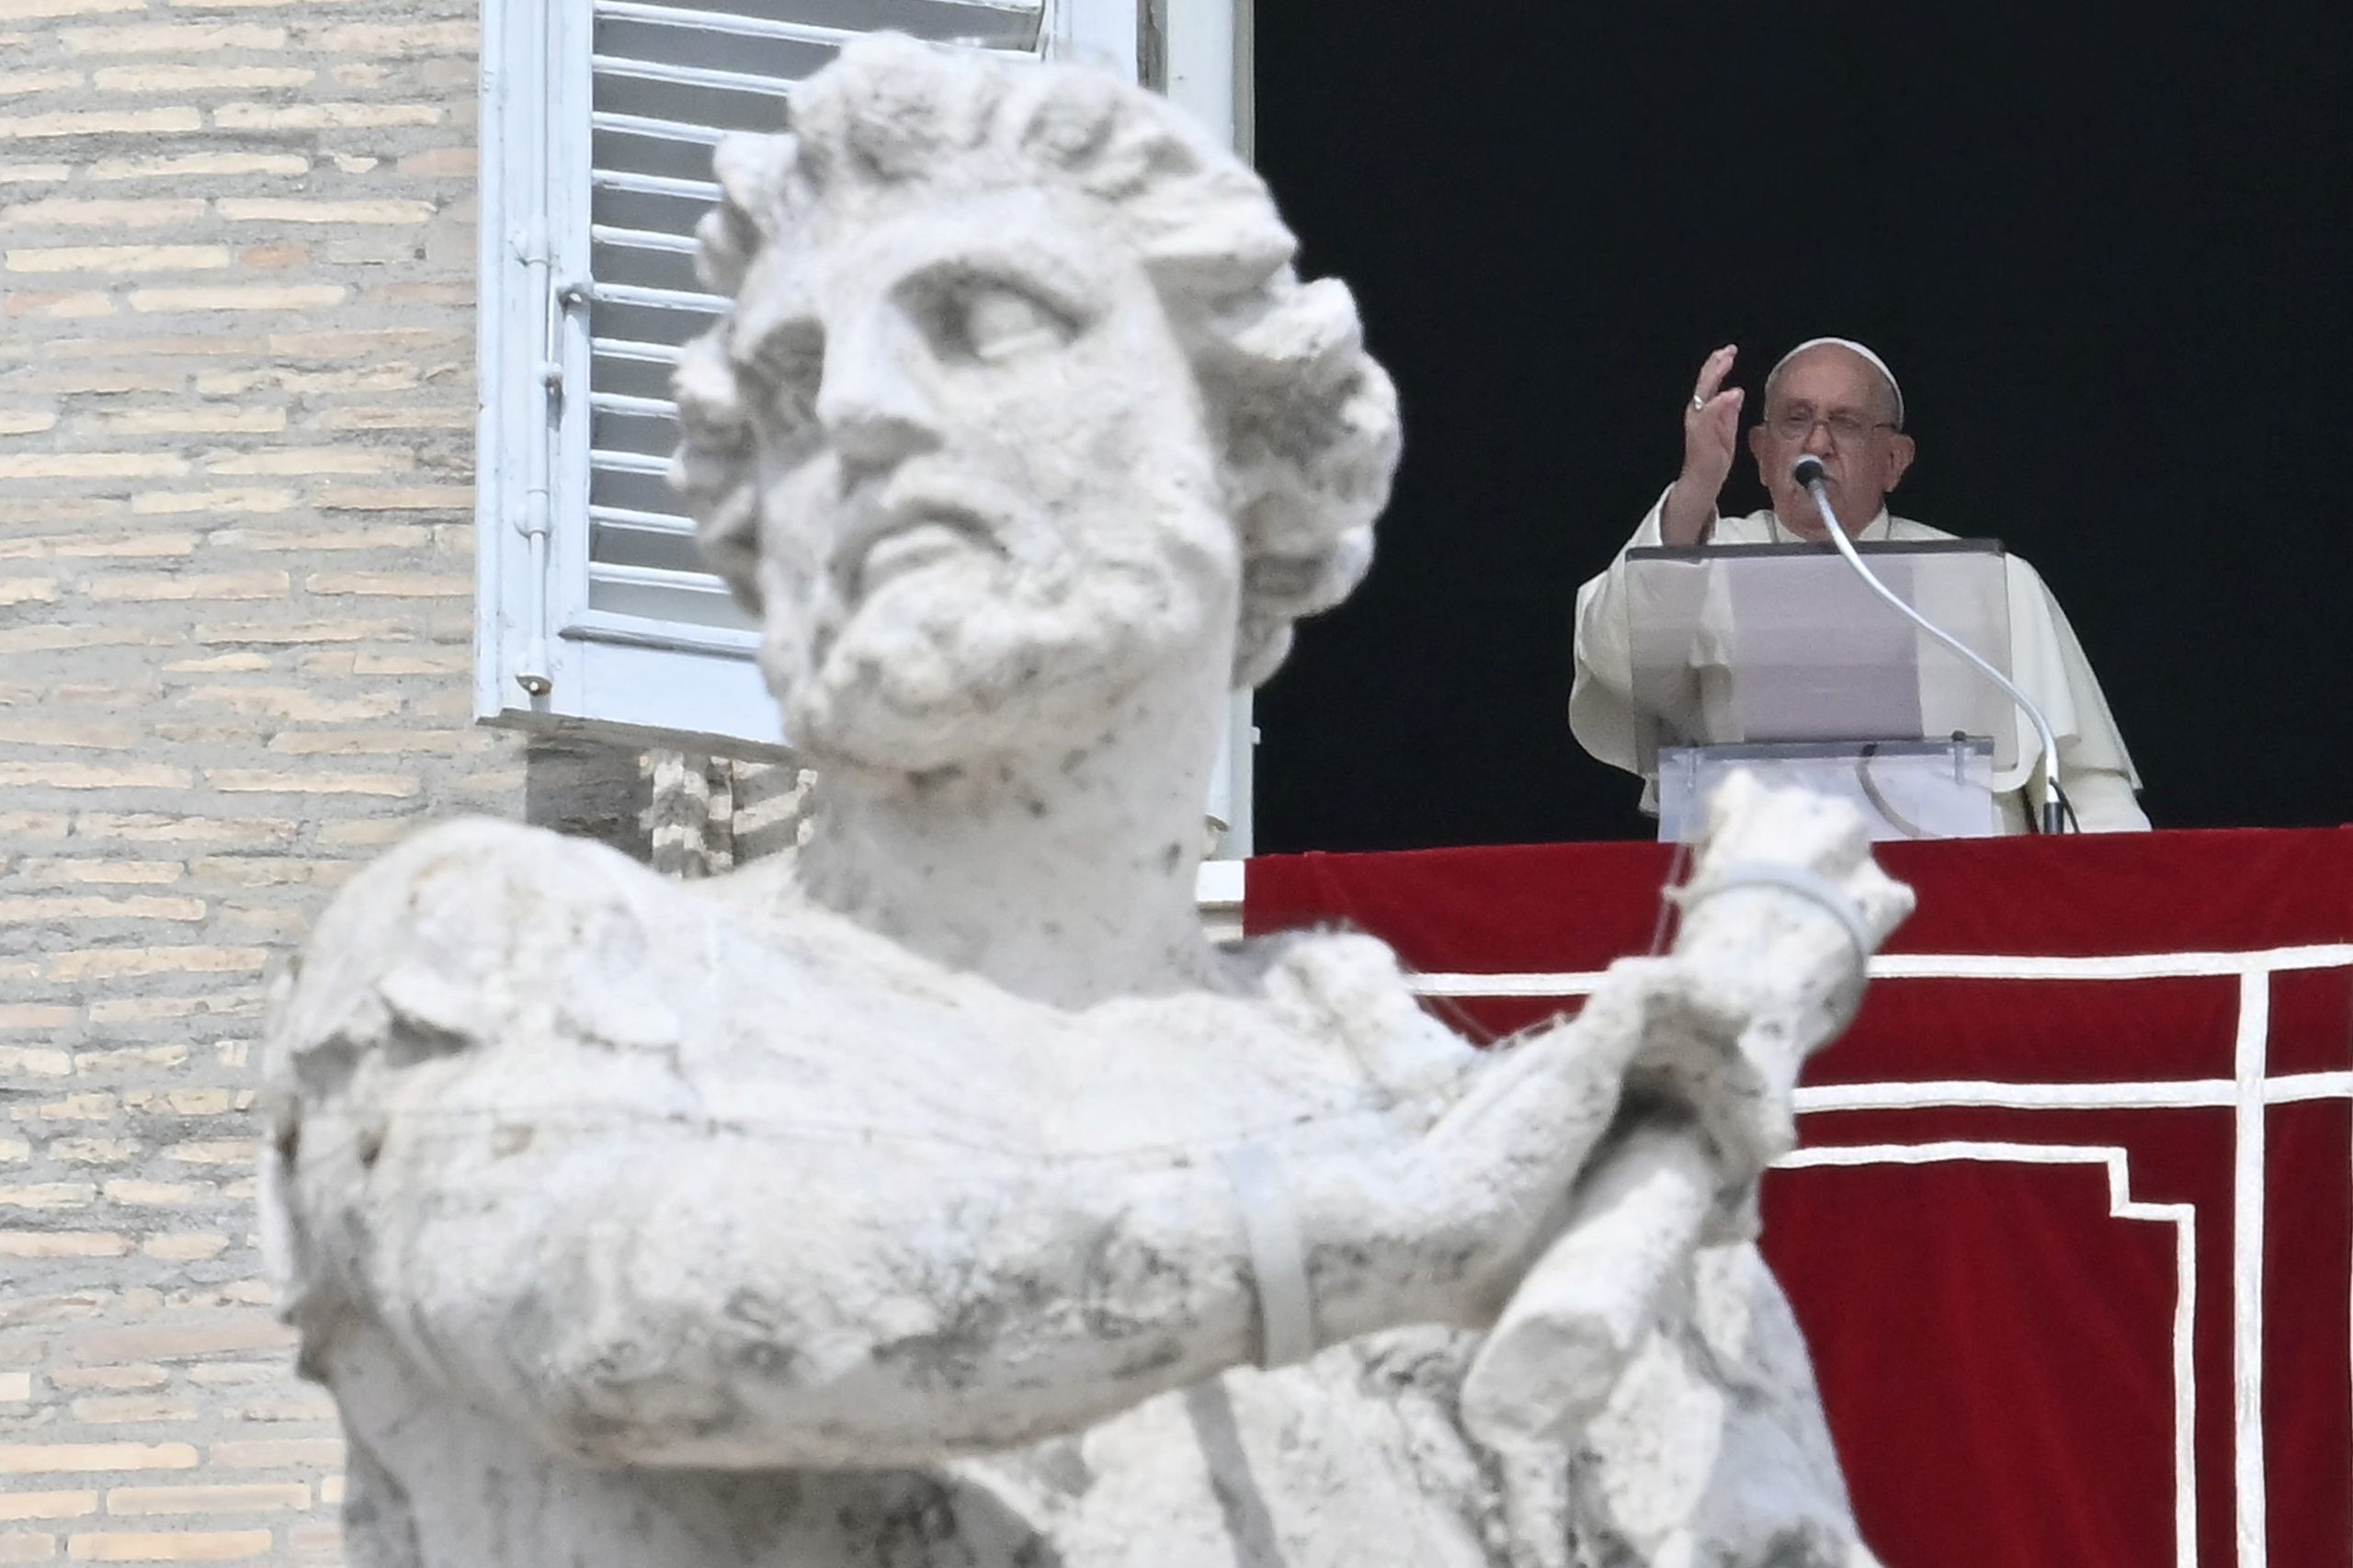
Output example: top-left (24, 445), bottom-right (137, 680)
top-left (1661, 345), bottom-right (1743, 546)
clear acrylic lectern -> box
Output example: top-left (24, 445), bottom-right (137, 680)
top-left (1622, 539), bottom-right (2014, 843)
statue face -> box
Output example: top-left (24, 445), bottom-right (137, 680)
top-left (734, 186), bottom-right (1239, 772)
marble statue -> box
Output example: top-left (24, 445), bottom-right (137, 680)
top-left (260, 35), bottom-right (1912, 1568)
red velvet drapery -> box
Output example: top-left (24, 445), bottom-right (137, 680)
top-left (1247, 828), bottom-right (2353, 1567)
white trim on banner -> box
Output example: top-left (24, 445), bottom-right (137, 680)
top-left (2233, 968), bottom-right (2270, 1564)
top-left (1404, 941), bottom-right (2353, 1000)
top-left (1778, 1141), bottom-right (2200, 1568)
top-left (1791, 1072), bottom-right (2353, 1114)
top-left (1396, 940), bottom-right (2353, 1568)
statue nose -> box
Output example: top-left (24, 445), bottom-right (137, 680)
top-left (816, 337), bottom-right (943, 482)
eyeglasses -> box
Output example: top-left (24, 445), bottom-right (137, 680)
top-left (1767, 407), bottom-right (1899, 445)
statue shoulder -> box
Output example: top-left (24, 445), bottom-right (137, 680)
top-left (265, 819), bottom-right (667, 1104)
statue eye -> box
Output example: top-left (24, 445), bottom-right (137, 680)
top-left (951, 283), bottom-right (1074, 365)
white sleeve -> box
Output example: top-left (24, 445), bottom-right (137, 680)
top-left (1568, 488), bottom-right (1681, 778)
top-left (2051, 767), bottom-right (2151, 834)
top-left (1999, 556), bottom-right (2143, 797)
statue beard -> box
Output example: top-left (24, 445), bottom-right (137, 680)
top-left (762, 491), bottom-right (1239, 777)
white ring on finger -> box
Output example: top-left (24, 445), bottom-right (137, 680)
top-left (1690, 395), bottom-right (1707, 412)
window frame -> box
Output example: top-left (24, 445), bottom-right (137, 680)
top-left (475, 0), bottom-right (1256, 845)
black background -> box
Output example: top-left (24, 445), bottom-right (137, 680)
top-left (1251, 4), bottom-right (2349, 851)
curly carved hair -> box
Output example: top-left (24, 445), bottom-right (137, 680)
top-left (670, 33), bottom-right (1400, 689)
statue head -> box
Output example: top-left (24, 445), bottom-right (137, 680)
top-left (673, 34), bottom-right (1399, 772)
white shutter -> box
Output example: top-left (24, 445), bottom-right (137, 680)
top-left (1154, 0), bottom-right (1256, 856)
top-left (475, 2), bottom-right (1256, 850)
top-left (476, 0), bottom-right (1142, 755)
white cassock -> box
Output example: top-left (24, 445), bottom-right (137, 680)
top-left (1570, 491), bottom-right (2150, 834)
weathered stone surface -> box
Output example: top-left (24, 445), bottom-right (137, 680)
top-left (262, 35), bottom-right (1910, 1568)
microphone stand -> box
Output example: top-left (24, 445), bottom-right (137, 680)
top-left (1798, 466), bottom-right (2065, 834)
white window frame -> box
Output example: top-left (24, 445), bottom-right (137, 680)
top-left (476, 0), bottom-right (1256, 845)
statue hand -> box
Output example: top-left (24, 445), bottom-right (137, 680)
top-left (1401, 955), bottom-right (1678, 1322)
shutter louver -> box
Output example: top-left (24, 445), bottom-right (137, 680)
top-left (482, 0), bottom-right (1080, 756)
top-left (475, 0), bottom-right (1247, 847)
top-left (580, 0), bottom-right (1052, 653)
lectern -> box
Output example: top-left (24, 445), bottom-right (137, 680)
top-left (1621, 540), bottom-right (2015, 842)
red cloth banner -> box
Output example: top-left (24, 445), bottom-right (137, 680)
top-left (1246, 828), bottom-right (2353, 1568)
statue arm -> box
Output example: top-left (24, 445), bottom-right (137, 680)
top-left (264, 827), bottom-right (1660, 1471)
top-left (283, 1026), bottom-right (1647, 1471)
top-left (267, 799), bottom-right (1898, 1475)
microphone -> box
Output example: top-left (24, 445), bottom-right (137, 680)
top-left (1790, 457), bottom-right (2067, 835)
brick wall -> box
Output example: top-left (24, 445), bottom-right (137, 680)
top-left (2, 4), bottom-right (492, 1561)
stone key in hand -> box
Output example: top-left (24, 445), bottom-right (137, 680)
top-left (1461, 771), bottom-right (1912, 1454)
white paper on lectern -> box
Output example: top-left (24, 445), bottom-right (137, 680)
top-left (1622, 543), bottom-right (2015, 771)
